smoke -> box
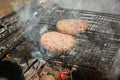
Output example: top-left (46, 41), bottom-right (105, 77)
top-left (10, 0), bottom-right (120, 39)
top-left (11, 0), bottom-right (120, 15)
top-left (56, 0), bottom-right (120, 14)
top-left (31, 51), bottom-right (46, 63)
top-left (11, 0), bottom-right (120, 38)
top-left (11, 0), bottom-right (25, 11)
top-left (11, 0), bottom-right (56, 63)
top-left (113, 49), bottom-right (120, 80)
top-left (11, 0), bottom-right (54, 37)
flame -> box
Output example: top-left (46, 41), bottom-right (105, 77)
top-left (57, 69), bottom-right (71, 80)
top-left (6, 54), bottom-right (10, 58)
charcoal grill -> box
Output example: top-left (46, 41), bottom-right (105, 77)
top-left (0, 11), bottom-right (42, 79)
top-left (37, 7), bottom-right (120, 80)
top-left (0, 3), bottom-right (120, 80)
top-left (1, 37), bottom-right (42, 80)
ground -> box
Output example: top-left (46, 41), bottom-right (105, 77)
top-left (0, 0), bottom-right (31, 18)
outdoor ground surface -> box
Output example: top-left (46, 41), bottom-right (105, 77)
top-left (0, 0), bottom-right (31, 18)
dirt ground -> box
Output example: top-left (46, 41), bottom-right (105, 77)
top-left (0, 0), bottom-right (31, 18)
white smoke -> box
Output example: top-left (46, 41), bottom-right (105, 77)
top-left (56, 0), bottom-right (120, 14)
top-left (31, 51), bottom-right (46, 64)
top-left (11, 0), bottom-right (120, 37)
top-left (11, 0), bottom-right (120, 33)
top-left (114, 49), bottom-right (120, 80)
top-left (11, 0), bottom-right (54, 63)
top-left (11, 0), bottom-right (25, 11)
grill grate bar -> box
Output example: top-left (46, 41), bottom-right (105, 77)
top-left (40, 7), bottom-right (120, 42)
top-left (18, 7), bottom-right (120, 73)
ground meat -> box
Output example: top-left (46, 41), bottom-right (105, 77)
top-left (40, 32), bottom-right (76, 52)
top-left (56, 19), bottom-right (88, 35)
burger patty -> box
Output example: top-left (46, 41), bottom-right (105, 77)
top-left (56, 19), bottom-right (88, 35)
top-left (40, 32), bottom-right (76, 52)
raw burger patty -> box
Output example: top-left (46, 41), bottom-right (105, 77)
top-left (40, 32), bottom-right (75, 52)
top-left (56, 19), bottom-right (88, 35)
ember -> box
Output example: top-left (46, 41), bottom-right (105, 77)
top-left (57, 69), bottom-right (71, 80)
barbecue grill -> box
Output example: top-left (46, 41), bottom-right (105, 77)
top-left (0, 2), bottom-right (120, 80)
top-left (37, 6), bottom-right (120, 80)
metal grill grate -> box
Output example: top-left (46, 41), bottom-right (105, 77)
top-left (2, 39), bottom-right (38, 73)
top-left (40, 7), bottom-right (120, 41)
top-left (38, 7), bottom-right (120, 73)
top-left (0, 4), bottom-right (120, 76)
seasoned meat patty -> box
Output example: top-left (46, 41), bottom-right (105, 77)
top-left (40, 32), bottom-right (75, 52)
top-left (56, 19), bottom-right (88, 35)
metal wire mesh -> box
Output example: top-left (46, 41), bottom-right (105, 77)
top-left (0, 5), bottom-right (120, 75)
top-left (40, 7), bottom-right (120, 41)
top-left (38, 7), bottom-right (120, 73)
